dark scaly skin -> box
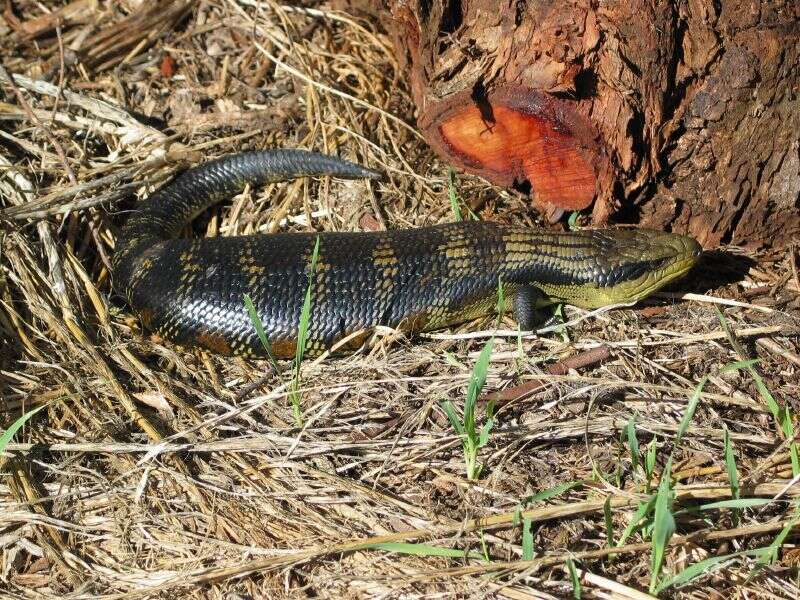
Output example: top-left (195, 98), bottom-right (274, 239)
top-left (113, 150), bottom-right (702, 358)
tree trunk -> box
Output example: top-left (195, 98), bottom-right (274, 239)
top-left (341, 0), bottom-right (800, 248)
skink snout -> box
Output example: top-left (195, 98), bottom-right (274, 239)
top-left (660, 232), bottom-right (702, 265)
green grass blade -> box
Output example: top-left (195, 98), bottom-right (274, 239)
top-left (750, 500), bottom-right (800, 577)
top-left (486, 399), bottom-right (495, 420)
top-left (551, 303), bottom-right (569, 342)
top-left (675, 376), bottom-right (708, 447)
top-left (442, 401), bottom-right (466, 436)
top-left (617, 496), bottom-right (655, 547)
top-left (288, 235), bottom-right (321, 425)
top-left (656, 548), bottom-right (768, 593)
top-left (495, 278), bottom-right (505, 326)
top-left (440, 400), bottom-right (465, 436)
top-left (750, 370), bottom-right (799, 475)
top-left (603, 496), bottom-right (614, 550)
top-left (463, 338), bottom-right (494, 439)
top-left (294, 236), bottom-right (320, 364)
top-left (448, 169), bottom-right (463, 222)
top-left (723, 427), bottom-right (740, 499)
top-left (243, 294), bottom-right (280, 373)
top-left (479, 531), bottom-right (490, 561)
top-left (0, 405), bottom-right (46, 454)
top-left (749, 371), bottom-right (783, 422)
top-left (367, 542), bottom-right (484, 560)
top-left (566, 558), bottom-right (582, 599)
top-left (443, 351), bottom-right (466, 369)
top-left (649, 458), bottom-right (676, 593)
top-left (522, 481), bottom-right (582, 506)
top-left (644, 439), bottom-right (657, 490)
top-left (478, 415), bottom-right (494, 448)
top-left (720, 358), bottom-right (760, 372)
top-left (243, 293), bottom-right (270, 352)
top-left (716, 309), bottom-right (799, 476)
top-left (723, 427), bottom-right (740, 524)
top-left (698, 498), bottom-right (774, 510)
top-left (626, 414), bottom-right (639, 475)
top-left (522, 517), bottom-right (535, 560)
top-left (443, 335), bottom-right (494, 480)
top-left (648, 372), bottom-right (708, 592)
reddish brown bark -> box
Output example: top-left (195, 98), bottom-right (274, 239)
top-left (341, 0), bottom-right (800, 247)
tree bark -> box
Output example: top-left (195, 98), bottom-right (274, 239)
top-left (341, 0), bottom-right (800, 248)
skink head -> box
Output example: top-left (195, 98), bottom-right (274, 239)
top-left (530, 228), bottom-right (702, 309)
top-left (599, 228), bottom-right (702, 305)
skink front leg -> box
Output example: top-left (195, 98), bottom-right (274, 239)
top-left (512, 285), bottom-right (564, 331)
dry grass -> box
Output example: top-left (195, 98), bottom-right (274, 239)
top-left (1, 1), bottom-right (800, 598)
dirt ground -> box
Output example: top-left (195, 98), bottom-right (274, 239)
top-left (1, 2), bottom-right (799, 598)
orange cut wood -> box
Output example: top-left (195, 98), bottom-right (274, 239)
top-left (439, 105), bottom-right (596, 210)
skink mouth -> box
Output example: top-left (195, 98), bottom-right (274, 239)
top-left (641, 232), bottom-right (703, 277)
top-left (630, 236), bottom-right (702, 299)
top-left (655, 233), bottom-right (703, 277)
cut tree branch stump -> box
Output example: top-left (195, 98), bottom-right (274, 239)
top-left (339, 0), bottom-right (800, 247)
